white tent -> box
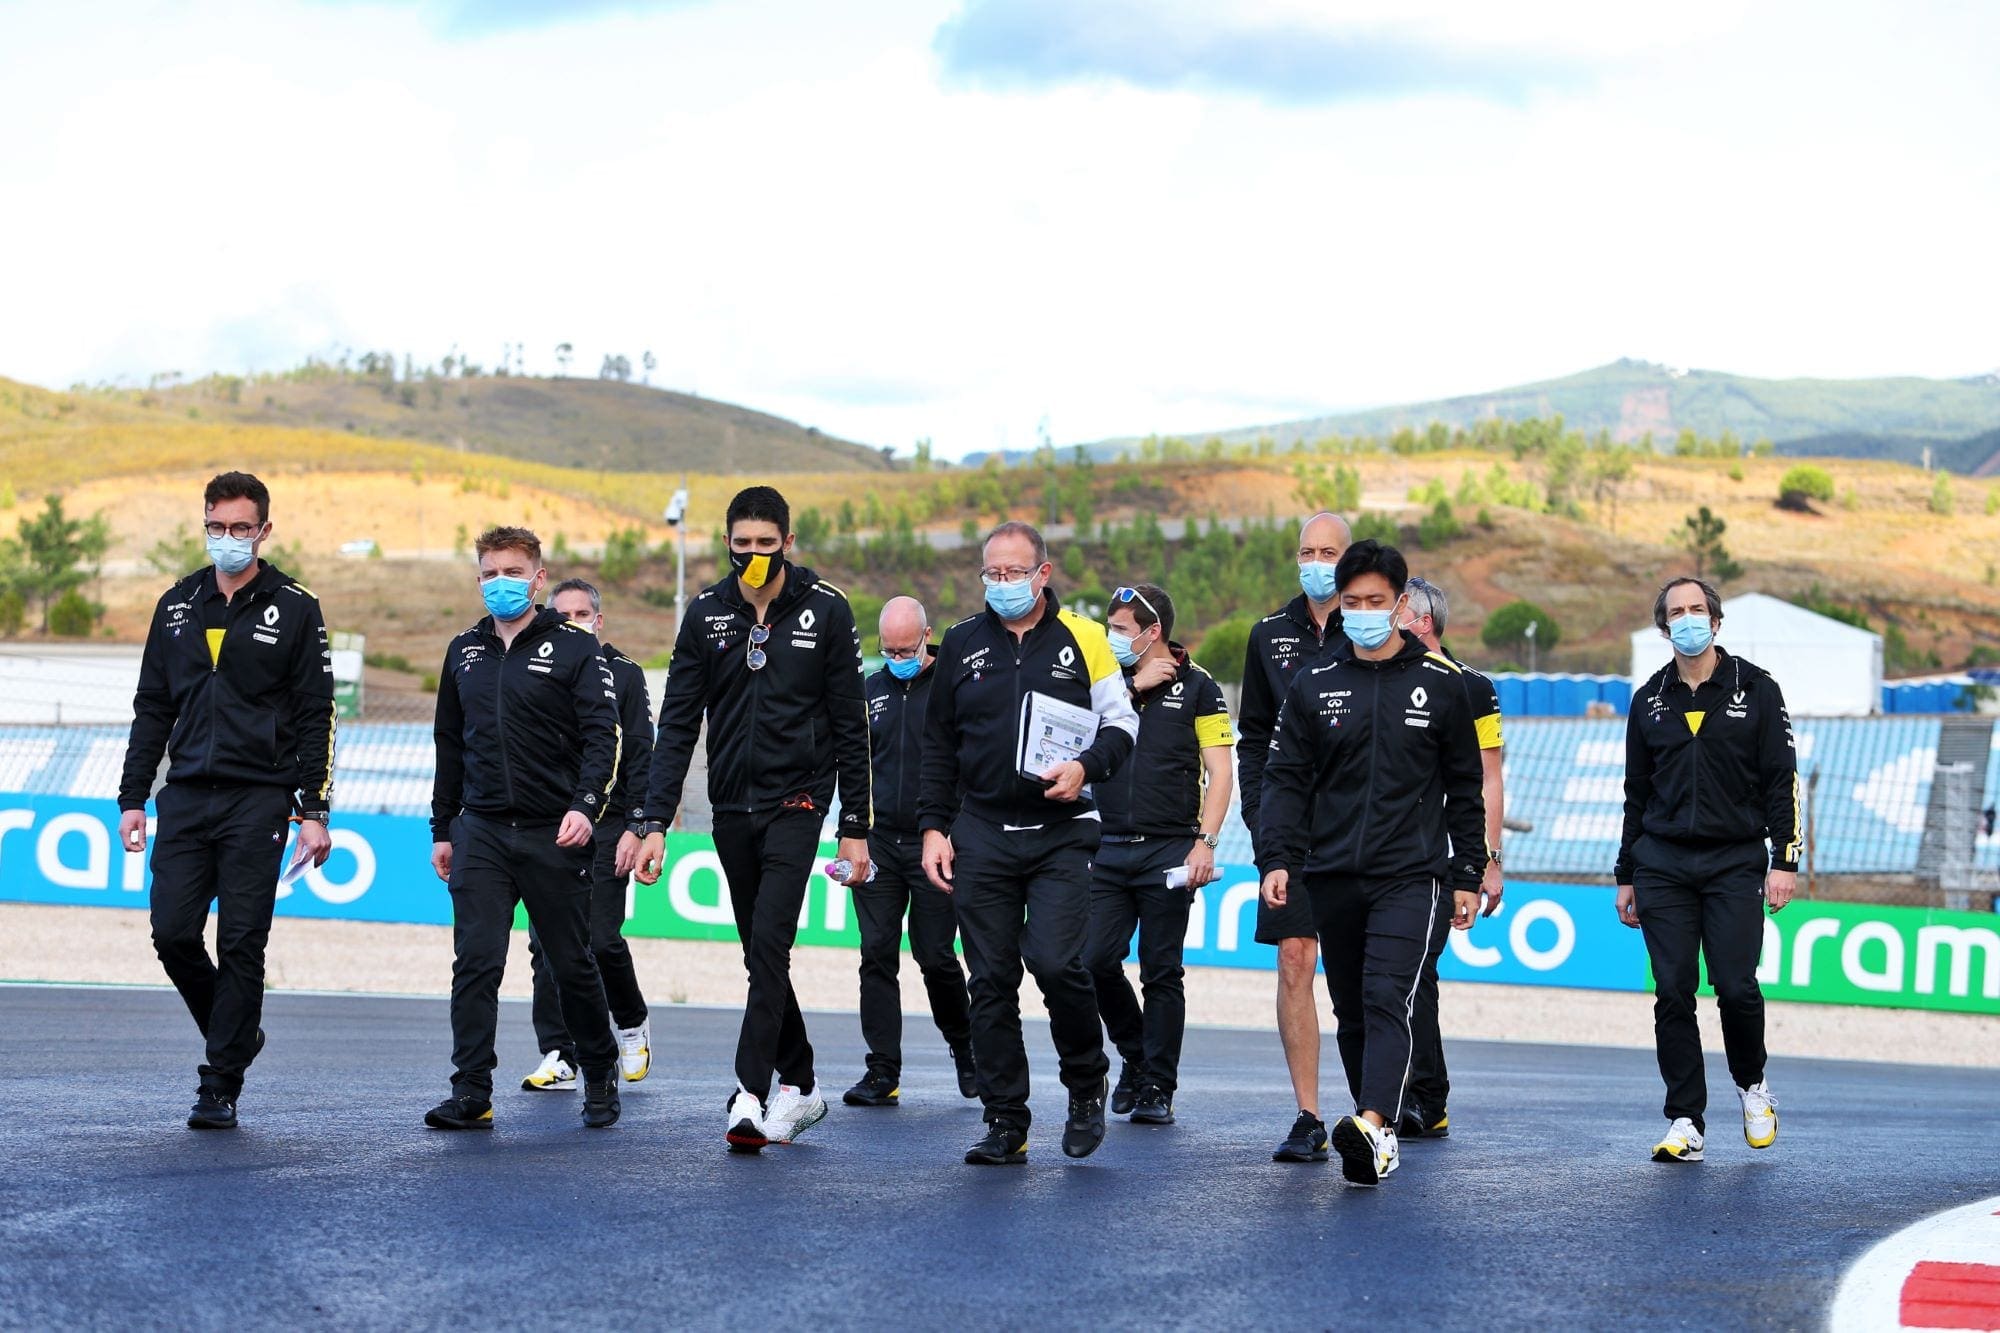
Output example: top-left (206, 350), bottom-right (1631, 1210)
top-left (1629, 591), bottom-right (1882, 717)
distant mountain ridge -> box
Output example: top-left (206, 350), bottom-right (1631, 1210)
top-left (1006, 361), bottom-right (2000, 473)
top-left (150, 372), bottom-right (890, 475)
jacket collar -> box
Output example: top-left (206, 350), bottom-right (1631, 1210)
top-left (715, 559), bottom-right (817, 621)
top-left (1282, 591), bottom-right (1341, 640)
top-left (477, 604), bottom-right (567, 646)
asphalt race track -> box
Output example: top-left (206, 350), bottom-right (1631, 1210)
top-left (2, 984), bottom-right (1996, 1331)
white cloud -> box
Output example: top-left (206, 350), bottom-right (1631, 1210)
top-left (0, 0), bottom-right (1993, 459)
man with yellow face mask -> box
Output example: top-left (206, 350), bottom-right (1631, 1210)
top-left (634, 486), bottom-right (873, 1153)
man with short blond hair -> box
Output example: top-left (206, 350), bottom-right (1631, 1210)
top-left (426, 526), bottom-right (625, 1133)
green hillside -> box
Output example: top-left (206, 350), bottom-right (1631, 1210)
top-left (141, 369), bottom-right (890, 475)
top-left (1050, 360), bottom-right (2000, 473)
top-left (1209, 361), bottom-right (2000, 471)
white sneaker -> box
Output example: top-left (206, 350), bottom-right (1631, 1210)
top-left (725, 1090), bottom-right (768, 1153)
top-left (615, 1019), bottom-right (651, 1083)
top-left (762, 1082), bottom-right (829, 1144)
top-left (1738, 1081), bottom-right (1777, 1149)
top-left (1652, 1117), bottom-right (1705, 1162)
top-left (520, 1050), bottom-right (576, 1092)
top-left (1331, 1115), bottom-right (1399, 1186)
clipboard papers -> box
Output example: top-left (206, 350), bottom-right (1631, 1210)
top-left (1018, 690), bottom-right (1098, 781)
top-left (277, 842), bottom-right (314, 891)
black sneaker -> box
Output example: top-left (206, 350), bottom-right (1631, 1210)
top-left (1062, 1076), bottom-right (1108, 1159)
top-left (1130, 1084), bottom-right (1175, 1125)
top-left (582, 1073), bottom-right (621, 1128)
top-left (1110, 1062), bottom-right (1139, 1116)
top-left (1272, 1109), bottom-right (1328, 1162)
top-left (187, 1088), bottom-right (237, 1130)
top-left (964, 1122), bottom-right (1028, 1165)
top-left (1399, 1105), bottom-right (1450, 1140)
top-left (424, 1095), bottom-right (494, 1131)
top-left (843, 1069), bottom-right (900, 1107)
top-left (952, 1045), bottom-right (979, 1100)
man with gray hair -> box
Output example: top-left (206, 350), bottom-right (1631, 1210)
top-left (841, 596), bottom-right (977, 1108)
top-left (517, 577), bottom-right (657, 1094)
top-left (1395, 574), bottom-right (1505, 1140)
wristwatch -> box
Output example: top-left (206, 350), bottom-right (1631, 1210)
top-left (1200, 832), bottom-right (1220, 850)
top-left (1487, 848), bottom-right (1503, 865)
top-left (295, 810), bottom-right (329, 825)
top-left (632, 819), bottom-right (666, 838)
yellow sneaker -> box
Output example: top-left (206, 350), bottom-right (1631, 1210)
top-left (1738, 1082), bottom-right (1777, 1149)
top-left (1651, 1117), bottom-right (1705, 1162)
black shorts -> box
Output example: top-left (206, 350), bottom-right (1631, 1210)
top-left (1254, 884), bottom-right (1318, 945)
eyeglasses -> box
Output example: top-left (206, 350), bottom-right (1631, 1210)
top-left (203, 521), bottom-right (263, 540)
top-left (980, 566), bottom-right (1036, 585)
top-left (746, 623), bottom-right (770, 671)
top-left (881, 645), bottom-right (924, 660)
top-left (1111, 586), bottom-right (1161, 626)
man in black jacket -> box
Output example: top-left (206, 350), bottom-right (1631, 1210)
top-left (633, 486), bottom-right (872, 1153)
top-left (118, 471), bottom-right (336, 1130)
top-left (1237, 510), bottom-right (1348, 1163)
top-left (1258, 540), bottom-right (1485, 1187)
top-left (1083, 583), bottom-right (1234, 1127)
top-left (426, 527), bottom-right (625, 1133)
top-left (1616, 577), bottom-right (1796, 1165)
top-left (840, 595), bottom-right (976, 1109)
top-left (518, 578), bottom-right (657, 1093)
top-left (920, 521), bottom-right (1139, 1166)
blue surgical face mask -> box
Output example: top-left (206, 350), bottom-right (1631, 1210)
top-left (984, 576), bottom-right (1039, 620)
top-left (1344, 608), bottom-right (1395, 651)
top-left (1107, 628), bottom-right (1151, 668)
top-left (206, 532), bottom-right (256, 576)
top-left (1669, 613), bottom-right (1714, 656)
top-left (1299, 561), bottom-right (1338, 602)
top-left (482, 575), bottom-right (535, 622)
top-left (886, 654), bottom-right (923, 681)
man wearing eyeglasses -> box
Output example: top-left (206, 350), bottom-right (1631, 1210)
top-left (426, 527), bottom-right (626, 1133)
top-left (840, 596), bottom-right (977, 1110)
top-left (1395, 576), bottom-right (1505, 1142)
top-left (1083, 583), bottom-right (1234, 1128)
top-left (633, 486), bottom-right (872, 1153)
top-left (1237, 510), bottom-right (1349, 1164)
top-left (118, 471), bottom-right (336, 1130)
top-left (919, 521), bottom-right (1140, 1166)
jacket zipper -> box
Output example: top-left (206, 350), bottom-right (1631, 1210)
top-left (1353, 664), bottom-right (1382, 874)
top-left (494, 625), bottom-right (519, 811)
top-left (1010, 629), bottom-right (1027, 828)
top-left (895, 675), bottom-right (913, 826)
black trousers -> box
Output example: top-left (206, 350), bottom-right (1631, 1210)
top-left (1631, 835), bottom-right (1769, 1132)
top-left (1312, 874), bottom-right (1441, 1122)
top-left (529, 819), bottom-right (649, 1060)
top-left (711, 807), bottom-right (821, 1101)
top-left (851, 830), bottom-right (971, 1079)
top-left (1407, 889), bottom-right (1455, 1116)
top-left (949, 812), bottom-right (1110, 1129)
top-left (447, 814), bottom-right (616, 1100)
top-left (148, 781), bottom-right (292, 1095)
top-left (1082, 837), bottom-right (1196, 1094)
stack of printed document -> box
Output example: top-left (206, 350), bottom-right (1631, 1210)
top-left (1018, 690), bottom-right (1098, 781)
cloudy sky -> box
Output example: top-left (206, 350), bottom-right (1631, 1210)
top-left (2, 0), bottom-right (1994, 456)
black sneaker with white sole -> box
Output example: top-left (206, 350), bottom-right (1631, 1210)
top-left (187, 1088), bottom-right (237, 1130)
top-left (965, 1122), bottom-right (1029, 1165)
top-left (424, 1095), bottom-right (494, 1131)
top-left (1061, 1077), bottom-right (1109, 1159)
top-left (1272, 1110), bottom-right (1329, 1162)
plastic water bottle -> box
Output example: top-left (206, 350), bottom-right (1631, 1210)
top-left (825, 857), bottom-right (877, 884)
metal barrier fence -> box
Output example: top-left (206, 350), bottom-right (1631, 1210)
top-left (5, 711), bottom-right (1993, 910)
